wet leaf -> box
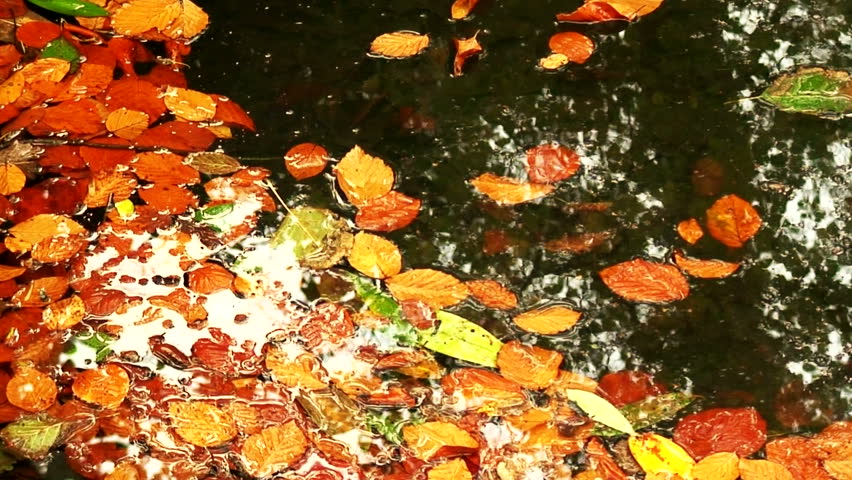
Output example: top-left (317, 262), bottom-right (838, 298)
top-left (599, 258), bottom-right (689, 303)
top-left (402, 421), bottom-right (478, 460)
top-left (16, 22), bottom-right (61, 49)
top-left (85, 169), bottom-right (138, 208)
top-left (465, 279), bottom-right (518, 310)
top-left (692, 452), bottom-right (740, 480)
top-left (739, 459), bottom-right (795, 480)
top-left (557, 0), bottom-right (663, 23)
top-left (104, 78), bottom-right (166, 122)
top-left (163, 86), bottom-right (217, 121)
top-left (335, 145), bottom-right (395, 206)
top-left (585, 437), bottom-right (630, 480)
top-left (759, 67), bottom-right (852, 118)
top-left (512, 305), bottom-right (581, 334)
top-left (673, 407), bottom-right (767, 460)
top-left (453, 34), bottom-right (483, 76)
top-left (544, 230), bottom-right (615, 254)
top-left (369, 31), bottom-right (430, 59)
top-left (497, 340), bottom-right (562, 390)
top-left (526, 143), bottom-right (582, 183)
top-left (355, 190), bottom-right (421, 232)
top-left (348, 231), bottom-right (402, 279)
top-left (705, 194), bottom-right (761, 248)
top-left (265, 344), bottom-right (327, 391)
top-left (547, 32), bottom-right (595, 65)
top-left (563, 389), bottom-right (636, 435)
top-left (0, 414), bottom-right (65, 459)
top-left (39, 37), bottom-right (80, 64)
top-left (186, 263), bottom-right (234, 295)
top-left (12, 276), bottom-right (69, 307)
top-left (677, 218), bottom-right (704, 244)
top-left (0, 265), bottom-right (25, 282)
top-left (185, 151), bottom-right (242, 175)
top-left (629, 433), bottom-right (695, 478)
top-left (42, 295), bottom-right (86, 330)
top-left (8, 214), bottom-right (85, 249)
top-left (421, 311), bottom-right (502, 367)
top-left (168, 401), bottom-right (237, 447)
top-left (429, 458), bottom-right (473, 480)
top-left (105, 108), bottom-right (149, 140)
top-left (0, 164), bottom-right (25, 195)
top-left (451, 0), bottom-right (479, 19)
top-left (441, 368), bottom-right (526, 410)
top-left (241, 422), bottom-right (308, 477)
top-left (112, 0), bottom-right (209, 40)
top-left (272, 206), bottom-right (353, 269)
top-left (470, 172), bottom-right (555, 205)
top-left (673, 251), bottom-right (740, 279)
top-left (350, 274), bottom-right (404, 321)
top-left (385, 269), bottom-right (469, 309)
top-left (284, 142), bottom-right (328, 180)
top-left (28, 0), bottom-right (108, 17)
top-left (6, 367), bottom-right (57, 413)
top-left (132, 152), bottom-right (200, 185)
top-left (593, 392), bottom-right (694, 436)
top-left (597, 370), bottom-right (667, 407)
top-left (824, 460), bottom-right (852, 480)
top-left (539, 53), bottom-right (571, 70)
top-left (134, 120), bottom-right (216, 152)
top-left (138, 183), bottom-right (198, 214)
top-left (72, 364), bottom-right (130, 409)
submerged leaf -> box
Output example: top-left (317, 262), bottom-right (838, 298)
top-left (0, 415), bottom-right (65, 459)
top-left (673, 251), bottom-right (740, 279)
top-left (759, 67), bottom-right (852, 118)
top-left (453, 34), bottom-right (483, 76)
top-left (272, 206), bottom-right (353, 269)
top-left (705, 194), bottom-right (761, 248)
top-left (420, 311), bottom-right (503, 367)
top-left (402, 421), bottom-right (478, 460)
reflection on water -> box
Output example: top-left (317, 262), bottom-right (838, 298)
top-left (191, 0), bottom-right (851, 430)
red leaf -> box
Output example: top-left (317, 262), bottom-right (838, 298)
top-left (138, 183), bottom-right (198, 214)
top-left (673, 407), bottom-right (767, 461)
top-left (599, 258), bottom-right (690, 303)
top-left (132, 152), bottom-right (200, 185)
top-left (35, 99), bottom-right (108, 137)
top-left (38, 146), bottom-right (86, 170)
top-left (210, 93), bottom-right (256, 131)
top-left (284, 142), bottom-right (328, 180)
top-left (547, 32), bottom-right (595, 64)
top-left (134, 121), bottom-right (216, 152)
top-left (15, 22), bottom-right (61, 48)
top-left (80, 136), bottom-right (135, 172)
top-left (140, 64), bottom-right (187, 88)
top-left (0, 0), bottom-right (26, 18)
top-left (104, 78), bottom-right (166, 123)
top-left (597, 370), bottom-right (667, 407)
top-left (11, 178), bottom-right (87, 223)
top-left (526, 143), bottom-right (582, 183)
top-left (355, 191), bottom-right (422, 232)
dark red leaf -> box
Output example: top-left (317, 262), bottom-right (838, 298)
top-left (104, 78), bottom-right (166, 123)
top-left (0, 0), bottom-right (27, 19)
top-left (15, 22), bottom-right (61, 48)
top-left (526, 143), bottom-right (581, 183)
top-left (673, 407), bottom-right (767, 460)
top-left (80, 136), bottom-right (135, 172)
top-left (134, 121), bottom-right (216, 152)
top-left (597, 370), bottom-right (667, 407)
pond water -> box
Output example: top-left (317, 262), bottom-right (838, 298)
top-left (186, 0), bottom-right (851, 433)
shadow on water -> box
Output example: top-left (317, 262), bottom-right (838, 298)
top-left (185, 0), bottom-right (850, 432)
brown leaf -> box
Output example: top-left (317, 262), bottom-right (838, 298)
top-left (348, 231), bottom-right (402, 279)
top-left (402, 421), bottom-right (479, 460)
top-left (12, 276), bottom-right (68, 307)
top-left (241, 422), bottom-right (308, 477)
top-left (169, 401), bottom-right (237, 447)
top-left (453, 34), bottom-right (483, 76)
top-left (72, 364), bottom-right (130, 410)
top-left (0, 164), bottom-right (25, 195)
top-left (355, 190), bottom-right (421, 232)
top-left (163, 86), bottom-right (217, 121)
top-left (451, 0), bottom-right (479, 19)
top-left (132, 152), bottom-right (200, 185)
top-left (513, 305), bottom-right (581, 335)
top-left (677, 218), bottom-right (704, 244)
top-left (691, 452), bottom-right (740, 480)
top-left (6, 366), bottom-right (57, 412)
top-left (705, 194), bottom-right (761, 248)
top-left (738, 459), bottom-right (795, 480)
top-left (284, 142), bottom-right (329, 180)
top-left (465, 279), bottom-right (518, 310)
top-left (548, 32), bottom-right (595, 65)
top-left (497, 340), bottom-right (562, 390)
top-left (369, 31), bottom-right (430, 59)
top-left (31, 234), bottom-right (88, 263)
top-left (673, 251), bottom-right (740, 279)
top-left (471, 172), bottom-right (555, 205)
top-left (185, 151), bottom-right (242, 175)
top-left (42, 294), bottom-right (86, 330)
top-left (385, 268), bottom-right (469, 309)
top-left (544, 230), bottom-right (615, 254)
top-left (599, 259), bottom-right (689, 303)
top-left (85, 169), bottom-right (138, 208)
top-left (335, 145), bottom-right (394, 206)
top-left (441, 368), bottom-right (526, 410)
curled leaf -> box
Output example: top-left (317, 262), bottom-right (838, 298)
top-left (453, 34), bottom-right (483, 76)
top-left (470, 172), bottom-right (555, 205)
top-left (677, 218), bottom-right (704, 244)
top-left (673, 251), bottom-right (740, 279)
top-left (450, 0), bottom-right (479, 19)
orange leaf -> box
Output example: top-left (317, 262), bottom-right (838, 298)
top-left (738, 459), bottom-right (795, 480)
top-left (72, 364), bottom-right (130, 409)
top-left (705, 194), bottom-right (761, 248)
top-left (6, 366), bottom-right (57, 413)
top-left (105, 108), bottom-right (149, 140)
top-left (369, 31), bottom-right (430, 59)
top-left (385, 268), bottom-right (469, 309)
top-left (12, 276), bottom-right (69, 307)
top-left (470, 172), bottom-right (555, 205)
top-left (104, 78), bottom-right (166, 122)
top-left (334, 145), bottom-right (394, 206)
top-left (556, 1), bottom-right (627, 23)
top-left (0, 71), bottom-right (24, 105)
top-left (209, 93), bottom-right (256, 131)
top-left (606, 0), bottom-right (664, 19)
top-left (526, 142), bottom-right (582, 183)
top-left (284, 142), bottom-right (328, 180)
top-left (599, 258), bottom-right (689, 303)
top-left (453, 34), bottom-right (483, 76)
top-left (441, 368), bottom-right (526, 410)
top-left (8, 214), bottom-right (85, 248)
top-left (31, 234), bottom-right (88, 263)
top-left (0, 164), bottom-right (26, 195)
top-left (586, 437), bottom-right (630, 480)
top-left (112, 0), bottom-right (209, 40)
top-left (134, 121), bottom-right (216, 152)
top-left (186, 263), bottom-right (234, 295)
top-left (53, 62), bottom-right (115, 102)
top-left (402, 421), bottom-right (479, 460)
top-left (15, 22), bottom-right (61, 48)
top-left (138, 183), bottom-right (198, 214)
top-left (355, 190), bottom-right (421, 232)
top-left (168, 401), bottom-right (237, 447)
top-left (451, 0), bottom-right (479, 19)
top-left (497, 340), bottom-right (562, 390)
top-left (429, 458), bottom-right (473, 480)
top-left (42, 294), bottom-right (86, 330)
top-left (465, 279), bottom-right (518, 310)
top-left (348, 232), bottom-right (402, 279)
top-left (691, 452), bottom-right (740, 480)
top-left (544, 230), bottom-right (615, 254)
top-left (132, 152), bottom-right (200, 185)
top-left (85, 169), bottom-right (138, 208)
top-left (513, 305), bottom-right (581, 334)
top-left (163, 86), bottom-right (217, 122)
top-left (677, 218), bottom-right (704, 244)
top-left (539, 53), bottom-right (570, 70)
top-left (548, 32), bottom-right (595, 64)
top-left (241, 422), bottom-right (308, 477)
top-left (37, 98), bottom-right (108, 137)
top-left (265, 345), bottom-right (327, 391)
top-left (673, 251), bottom-right (740, 279)
top-left (0, 265), bottom-right (25, 282)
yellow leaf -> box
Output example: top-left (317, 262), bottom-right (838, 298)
top-left (402, 421), bottom-right (478, 460)
top-left (825, 460), bottom-right (852, 480)
top-left (539, 53), bottom-right (570, 70)
top-left (334, 145), bottom-right (395, 206)
top-left (8, 214), bottom-right (86, 247)
top-left (470, 172), bottom-right (555, 205)
top-left (385, 268), bottom-right (469, 309)
top-left (0, 164), bottom-right (26, 195)
top-left (607, 0), bottom-right (664, 20)
top-left (169, 401), bottom-right (237, 447)
top-left (164, 86), bottom-right (217, 122)
top-left (738, 459), bottom-right (795, 480)
top-left (451, 0), bottom-right (480, 19)
top-left (629, 433), bottom-right (695, 478)
top-left (112, 0), bottom-right (209, 40)
top-left (428, 458), bottom-right (473, 480)
top-left (691, 452), bottom-right (739, 480)
top-left (565, 388), bottom-right (636, 435)
top-left (369, 31), bottom-right (430, 58)
top-left (513, 305), bottom-right (582, 334)
top-left (106, 108), bottom-right (150, 140)
top-left (241, 422), bottom-right (308, 477)
top-left (348, 231), bottom-right (402, 279)
top-left (0, 72), bottom-right (24, 105)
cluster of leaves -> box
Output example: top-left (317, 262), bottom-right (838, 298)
top-left (0, 2), bottom-right (845, 480)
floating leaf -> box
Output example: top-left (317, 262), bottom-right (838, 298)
top-left (0, 164), bottom-right (26, 195)
top-left (563, 389), bottom-right (636, 435)
top-left (39, 37), bottom-right (80, 64)
top-left (692, 452), bottom-right (740, 480)
top-left (470, 172), bottom-right (555, 205)
top-left (111, 0), bottom-right (209, 40)
top-left (271, 206), bottom-right (353, 269)
top-left (402, 421), bottom-right (478, 461)
top-left (348, 231), bottom-right (402, 279)
top-left (465, 279), bottom-right (518, 310)
top-left (0, 415), bottom-right (65, 459)
top-left (547, 32), bottom-right (595, 65)
top-left (16, 22), bottom-right (61, 48)
top-left (168, 401), bottom-right (237, 447)
top-left (512, 305), bottom-right (581, 334)
top-left (450, 0), bottom-right (479, 19)
top-left (369, 31), bottom-right (430, 59)
top-left (705, 194), bottom-right (761, 248)
top-left (355, 190), bottom-right (421, 232)
top-left (350, 274), bottom-right (403, 321)
top-left (85, 169), bottom-right (138, 208)
top-left (241, 422), bottom-right (308, 478)
top-left (186, 263), bottom-right (234, 295)
top-left (6, 367), bottom-right (57, 413)
top-left (738, 459), bottom-right (795, 480)
top-left (674, 407), bottom-right (767, 460)
top-left (335, 145), bottom-right (394, 206)
top-left (597, 370), bottom-right (667, 407)
top-left (673, 251), bottom-right (740, 279)
top-left (265, 345), bottom-right (327, 391)
top-left (677, 218), bottom-right (704, 244)
top-left (163, 86), bottom-right (217, 122)
top-left (539, 53), bottom-right (570, 70)
top-left (441, 368), bottom-right (526, 410)
top-left (385, 269), bottom-right (469, 309)
top-left (185, 151), bottom-right (242, 175)
top-left (526, 143), bottom-right (582, 183)
top-left (453, 34), bottom-right (483, 76)
top-left (544, 230), bottom-right (615, 254)
top-left (429, 458), bottom-right (473, 480)
top-left (72, 364), bottom-right (130, 409)
top-left (28, 0), bottom-right (108, 17)
top-left (759, 67), bottom-right (852, 118)
top-left (42, 295), bottom-right (86, 331)
top-left (105, 108), bottom-right (149, 140)
top-left (629, 433), bottom-right (695, 478)
top-left (284, 142), bottom-right (329, 180)
top-left (496, 340), bottom-right (562, 390)
top-left (420, 311), bottom-right (502, 367)
top-left (593, 392), bottom-right (694, 436)
top-left (557, 0), bottom-right (663, 23)
top-left (599, 258), bottom-right (689, 303)
top-left (133, 152), bottom-right (200, 185)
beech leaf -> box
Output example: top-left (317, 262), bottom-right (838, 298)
top-left (385, 268), bottom-right (469, 309)
top-left (0, 415), bottom-right (65, 459)
top-left (470, 172), bottom-right (555, 205)
top-left (629, 433), bottom-right (696, 478)
top-left (369, 31), bottom-right (430, 59)
top-left (599, 258), bottom-right (689, 303)
top-left (420, 311), bottom-right (503, 368)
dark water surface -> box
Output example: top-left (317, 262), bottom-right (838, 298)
top-left (188, 0), bottom-right (851, 431)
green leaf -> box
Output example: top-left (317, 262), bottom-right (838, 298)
top-left (194, 203), bottom-right (236, 232)
top-left (0, 449), bottom-right (16, 472)
top-left (759, 67), bottom-right (852, 118)
top-left (27, 0), bottom-right (109, 17)
top-left (39, 37), bottom-right (80, 64)
top-left (364, 411), bottom-right (407, 444)
top-left (0, 415), bottom-right (65, 459)
top-left (271, 206), bottom-right (353, 269)
top-left (419, 311), bottom-right (503, 367)
top-left (592, 392), bottom-right (695, 436)
top-left (350, 274), bottom-right (402, 320)
top-left (564, 388), bottom-right (636, 436)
